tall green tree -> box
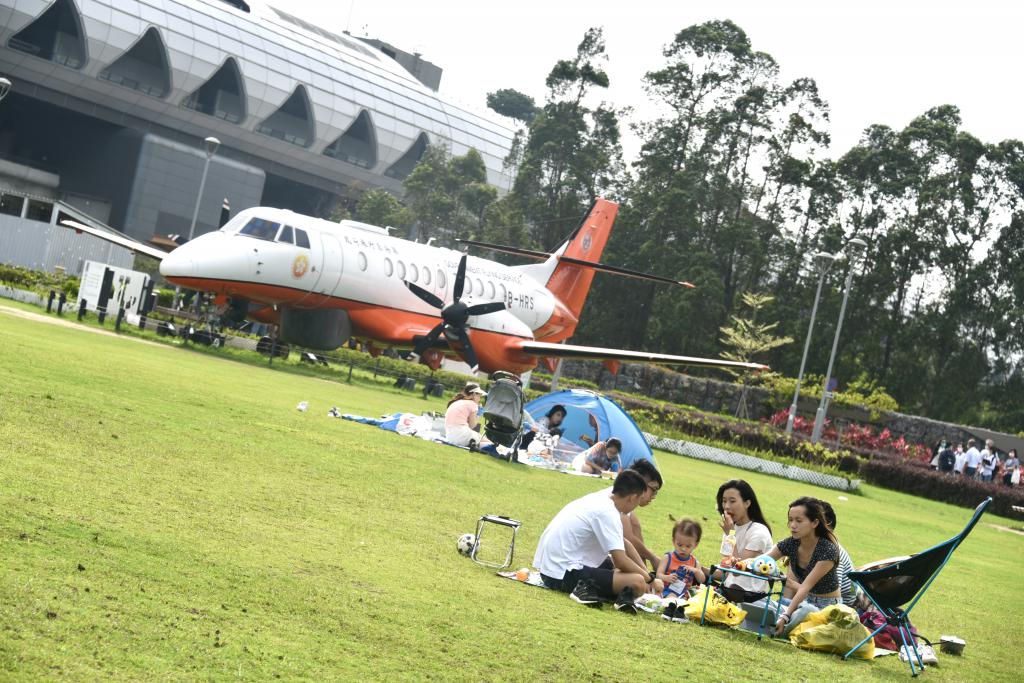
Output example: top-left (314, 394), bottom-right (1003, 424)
top-left (402, 145), bottom-right (498, 244)
top-left (508, 28), bottom-right (625, 250)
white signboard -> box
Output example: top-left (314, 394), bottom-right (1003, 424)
top-left (77, 260), bottom-right (150, 314)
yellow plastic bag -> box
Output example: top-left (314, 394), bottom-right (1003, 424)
top-left (683, 586), bottom-right (747, 627)
top-left (788, 604), bottom-right (875, 659)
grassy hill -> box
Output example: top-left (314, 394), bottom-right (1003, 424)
top-left (0, 307), bottom-right (1019, 681)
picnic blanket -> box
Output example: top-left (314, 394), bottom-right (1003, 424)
top-left (339, 411), bottom-right (604, 477)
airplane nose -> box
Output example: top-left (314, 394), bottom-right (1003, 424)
top-left (159, 248), bottom-right (195, 278)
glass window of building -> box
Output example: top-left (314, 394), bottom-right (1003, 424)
top-left (0, 194), bottom-right (24, 217)
top-left (323, 111), bottom-right (377, 168)
top-left (25, 199), bottom-right (54, 223)
top-left (8, 0), bottom-right (86, 69)
top-left (255, 85), bottom-right (315, 148)
top-left (384, 133), bottom-right (428, 180)
top-left (181, 58), bottom-right (246, 123)
top-left (98, 28), bottom-right (171, 98)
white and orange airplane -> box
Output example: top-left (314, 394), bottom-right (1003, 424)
top-left (62, 198), bottom-right (766, 375)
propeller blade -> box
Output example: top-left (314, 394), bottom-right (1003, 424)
top-left (404, 281), bottom-right (444, 309)
top-left (441, 325), bottom-right (461, 346)
top-left (413, 324), bottom-right (445, 357)
top-left (455, 328), bottom-right (479, 372)
top-left (465, 301), bottom-right (506, 316)
top-left (452, 254), bottom-right (467, 302)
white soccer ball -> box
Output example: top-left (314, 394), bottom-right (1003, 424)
top-left (457, 533), bottom-right (476, 556)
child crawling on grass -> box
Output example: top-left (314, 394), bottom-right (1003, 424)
top-left (657, 518), bottom-right (707, 599)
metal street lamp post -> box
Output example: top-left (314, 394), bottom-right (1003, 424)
top-left (0, 77), bottom-right (12, 103)
top-left (811, 237), bottom-right (868, 443)
top-left (785, 251), bottom-right (837, 436)
top-left (174, 136), bottom-right (220, 309)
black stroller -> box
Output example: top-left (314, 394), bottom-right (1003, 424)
top-left (482, 371), bottom-right (526, 462)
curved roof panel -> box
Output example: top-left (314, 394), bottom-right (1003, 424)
top-left (0, 0), bottom-right (515, 190)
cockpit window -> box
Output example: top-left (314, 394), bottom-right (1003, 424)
top-left (239, 217), bottom-right (281, 241)
top-left (295, 229), bottom-right (310, 249)
top-left (277, 225), bottom-right (294, 244)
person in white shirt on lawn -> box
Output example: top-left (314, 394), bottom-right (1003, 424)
top-left (713, 479), bottom-right (775, 604)
top-left (534, 470), bottom-right (661, 610)
top-left (963, 439), bottom-right (983, 478)
top-left (953, 443), bottom-right (967, 475)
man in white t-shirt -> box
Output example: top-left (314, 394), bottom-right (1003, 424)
top-left (964, 439), bottom-right (983, 478)
top-left (535, 470), bottom-right (657, 606)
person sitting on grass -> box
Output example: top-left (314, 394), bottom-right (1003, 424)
top-left (766, 497), bottom-right (842, 636)
top-left (817, 499), bottom-right (857, 608)
top-left (534, 470), bottom-right (663, 613)
top-left (444, 385), bottom-right (487, 449)
top-left (657, 518), bottom-right (706, 599)
top-left (579, 438), bottom-right (622, 475)
top-left (713, 479), bottom-right (774, 604)
top-left (619, 459), bottom-right (664, 571)
top-left (520, 404), bottom-right (567, 452)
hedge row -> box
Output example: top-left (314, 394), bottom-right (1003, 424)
top-left (619, 398), bottom-right (864, 474)
top-left (859, 458), bottom-right (1024, 518)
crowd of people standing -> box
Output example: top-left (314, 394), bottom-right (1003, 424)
top-left (934, 438), bottom-right (1021, 486)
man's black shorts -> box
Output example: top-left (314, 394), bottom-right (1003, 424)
top-left (540, 557), bottom-right (615, 597)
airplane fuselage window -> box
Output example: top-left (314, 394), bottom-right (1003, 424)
top-left (397, 261), bottom-right (406, 280)
top-left (487, 281), bottom-right (495, 299)
top-left (295, 229), bottom-right (310, 248)
top-left (358, 252), bottom-right (367, 271)
top-left (384, 258), bottom-right (394, 276)
top-left (409, 263), bottom-right (419, 282)
top-left (475, 278), bottom-right (484, 298)
top-left (240, 217), bottom-right (280, 241)
top-left (422, 266), bottom-right (431, 285)
top-left (277, 225), bottom-right (294, 244)
top-left (500, 284), bottom-right (507, 302)
top-left (437, 269), bottom-right (446, 289)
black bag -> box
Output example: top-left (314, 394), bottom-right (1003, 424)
top-left (482, 371), bottom-right (525, 452)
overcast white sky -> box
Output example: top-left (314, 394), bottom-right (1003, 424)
top-left (266, 0), bottom-right (1022, 158)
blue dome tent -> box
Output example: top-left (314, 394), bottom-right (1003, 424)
top-left (524, 389), bottom-right (656, 470)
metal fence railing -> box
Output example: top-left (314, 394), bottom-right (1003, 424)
top-left (644, 432), bottom-right (861, 492)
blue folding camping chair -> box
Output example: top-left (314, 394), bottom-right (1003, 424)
top-left (843, 497), bottom-right (991, 676)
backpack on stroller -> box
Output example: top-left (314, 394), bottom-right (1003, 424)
top-left (482, 371), bottom-right (525, 461)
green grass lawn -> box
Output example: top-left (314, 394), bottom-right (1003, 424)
top-left (1, 308), bottom-right (1020, 682)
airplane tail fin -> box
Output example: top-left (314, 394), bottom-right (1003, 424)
top-left (544, 198), bottom-right (618, 323)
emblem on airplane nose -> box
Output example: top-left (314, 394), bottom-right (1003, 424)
top-left (292, 254), bottom-right (309, 278)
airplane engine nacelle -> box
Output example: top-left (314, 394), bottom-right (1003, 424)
top-left (279, 308), bottom-right (352, 350)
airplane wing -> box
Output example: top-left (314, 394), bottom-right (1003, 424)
top-left (59, 219), bottom-right (171, 261)
top-left (518, 340), bottom-right (768, 372)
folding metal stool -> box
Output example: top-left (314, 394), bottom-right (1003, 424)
top-left (471, 515), bottom-right (522, 569)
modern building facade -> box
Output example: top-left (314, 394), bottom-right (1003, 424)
top-left (0, 0), bottom-right (515, 273)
